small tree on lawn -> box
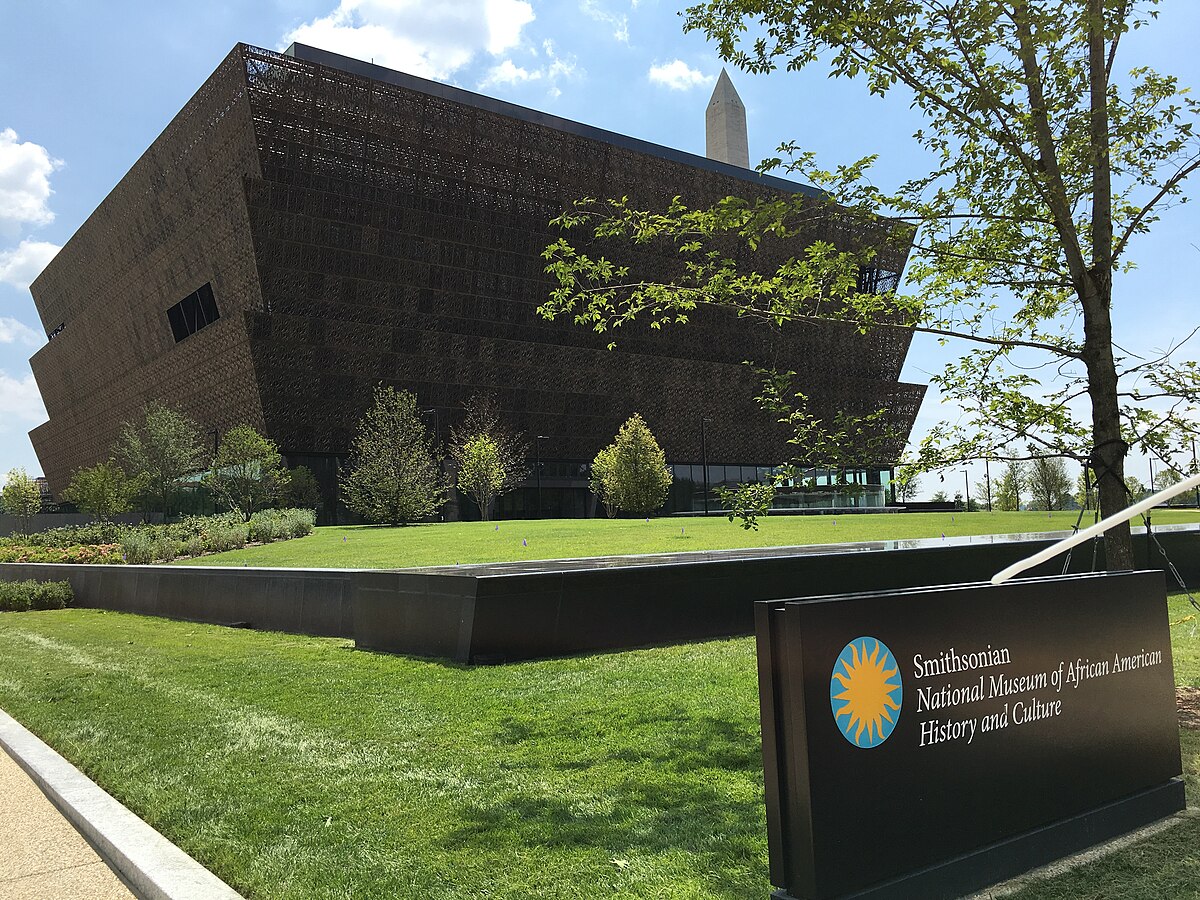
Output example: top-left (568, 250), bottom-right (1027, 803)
top-left (589, 445), bottom-right (619, 518)
top-left (597, 414), bottom-right (673, 516)
top-left (994, 462), bottom-right (1027, 512)
top-left (343, 385), bottom-right (446, 525)
top-left (1, 468), bottom-right (42, 535)
top-left (63, 460), bottom-right (133, 521)
top-left (114, 401), bottom-right (207, 518)
top-left (1027, 457), bottom-right (1073, 511)
top-left (894, 472), bottom-right (920, 503)
top-left (454, 434), bottom-right (506, 521)
top-left (283, 466), bottom-right (322, 512)
top-left (449, 394), bottom-right (529, 520)
top-left (206, 424), bottom-right (287, 520)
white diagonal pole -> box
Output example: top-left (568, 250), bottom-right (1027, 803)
top-left (991, 471), bottom-right (1200, 585)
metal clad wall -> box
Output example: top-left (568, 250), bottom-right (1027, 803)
top-left (27, 49), bottom-right (267, 492)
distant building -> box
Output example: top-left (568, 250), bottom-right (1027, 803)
top-left (27, 43), bottom-right (924, 519)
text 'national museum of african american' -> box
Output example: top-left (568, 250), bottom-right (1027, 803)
top-left (26, 43), bottom-right (924, 520)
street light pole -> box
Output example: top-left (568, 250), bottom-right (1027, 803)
top-left (699, 417), bottom-right (710, 516)
top-left (961, 469), bottom-right (970, 512)
top-left (984, 457), bottom-right (992, 512)
top-left (1193, 439), bottom-right (1199, 508)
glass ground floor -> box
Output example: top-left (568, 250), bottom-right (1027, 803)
top-left (286, 453), bottom-right (896, 524)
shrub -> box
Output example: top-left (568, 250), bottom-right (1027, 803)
top-left (0, 544), bottom-right (122, 564)
top-left (30, 581), bottom-right (72, 610)
top-left (183, 534), bottom-right (206, 558)
top-left (155, 533), bottom-right (179, 563)
top-left (206, 524), bottom-right (247, 553)
top-left (5, 521), bottom-right (128, 549)
top-left (0, 580), bottom-right (72, 612)
top-left (121, 531), bottom-right (155, 565)
top-left (248, 508), bottom-right (315, 544)
top-left (0, 582), bottom-right (31, 612)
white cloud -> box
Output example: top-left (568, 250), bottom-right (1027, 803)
top-left (0, 371), bottom-right (45, 424)
top-left (580, 0), bottom-right (629, 43)
top-left (282, 0), bottom-right (535, 81)
top-left (0, 317), bottom-right (43, 348)
top-left (478, 40), bottom-right (579, 98)
top-left (0, 240), bottom-right (60, 290)
top-left (0, 129), bottom-right (60, 237)
top-left (480, 59), bottom-right (541, 88)
top-left (648, 59), bottom-right (711, 91)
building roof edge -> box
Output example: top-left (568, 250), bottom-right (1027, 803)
top-left (281, 42), bottom-right (823, 199)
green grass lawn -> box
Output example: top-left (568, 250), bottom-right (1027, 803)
top-left (175, 509), bottom-right (1200, 569)
top-left (0, 595), bottom-right (1197, 899)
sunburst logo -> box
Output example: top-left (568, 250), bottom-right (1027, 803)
top-left (830, 637), bottom-right (902, 748)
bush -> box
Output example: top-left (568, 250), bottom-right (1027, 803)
top-left (206, 524), bottom-right (247, 553)
top-left (155, 533), bottom-right (179, 563)
top-left (0, 544), bottom-right (122, 564)
top-left (3, 521), bottom-right (128, 549)
top-left (121, 531), bottom-right (155, 565)
top-left (0, 580), bottom-right (72, 612)
top-left (183, 534), bottom-right (206, 558)
top-left (248, 508), bottom-right (315, 544)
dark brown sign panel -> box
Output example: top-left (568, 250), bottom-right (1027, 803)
top-left (756, 570), bottom-right (1184, 900)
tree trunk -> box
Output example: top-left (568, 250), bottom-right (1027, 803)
top-left (1081, 278), bottom-right (1134, 570)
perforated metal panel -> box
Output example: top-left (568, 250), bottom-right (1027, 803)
top-left (28, 43), bottom-right (924, 500)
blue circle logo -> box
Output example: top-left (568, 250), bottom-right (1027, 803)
top-left (830, 637), bottom-right (902, 748)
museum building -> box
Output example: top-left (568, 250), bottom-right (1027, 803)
top-left (26, 42), bottom-right (925, 520)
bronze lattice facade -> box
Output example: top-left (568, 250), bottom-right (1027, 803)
top-left (28, 43), bottom-right (924, 518)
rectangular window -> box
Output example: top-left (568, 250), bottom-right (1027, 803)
top-left (167, 283), bottom-right (220, 343)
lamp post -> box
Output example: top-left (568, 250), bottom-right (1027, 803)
top-left (699, 416), bottom-right (711, 516)
top-left (1193, 439), bottom-right (1199, 508)
top-left (984, 457), bottom-right (992, 512)
top-left (536, 435), bottom-right (549, 519)
top-left (961, 469), bottom-right (970, 512)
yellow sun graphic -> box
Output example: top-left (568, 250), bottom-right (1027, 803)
top-left (831, 638), bottom-right (902, 748)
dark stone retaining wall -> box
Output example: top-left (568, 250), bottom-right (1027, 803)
top-left (0, 564), bottom-right (354, 638)
top-left (2, 526), bottom-right (1197, 662)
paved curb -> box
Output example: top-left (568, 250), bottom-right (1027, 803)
top-left (0, 708), bottom-right (244, 900)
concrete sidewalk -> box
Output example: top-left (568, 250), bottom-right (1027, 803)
top-left (0, 709), bottom-right (243, 900)
top-left (0, 748), bottom-right (134, 900)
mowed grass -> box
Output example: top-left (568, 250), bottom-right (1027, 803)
top-left (175, 509), bottom-right (1200, 569)
top-left (0, 595), bottom-right (1198, 899)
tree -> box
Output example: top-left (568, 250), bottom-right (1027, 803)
top-left (894, 472), bottom-right (921, 503)
top-left (540, 1), bottom-right (1200, 570)
top-left (283, 466), bottom-right (322, 512)
top-left (973, 476), bottom-right (996, 512)
top-left (1027, 457), bottom-right (1073, 511)
top-left (994, 461), bottom-right (1027, 511)
top-left (62, 460), bottom-right (133, 521)
top-left (114, 401), bottom-right (207, 518)
top-left (930, 490), bottom-right (950, 503)
top-left (206, 424), bottom-right (287, 520)
top-left (593, 414), bottom-right (674, 516)
top-left (1152, 467), bottom-right (1187, 505)
top-left (589, 445), bottom-right (619, 517)
top-left (1, 468), bottom-right (42, 535)
top-left (449, 394), bottom-right (529, 520)
top-left (454, 434), bottom-right (506, 520)
top-left (343, 385), bottom-right (447, 525)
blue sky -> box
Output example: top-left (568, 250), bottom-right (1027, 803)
top-left (1, 1), bottom-right (1197, 499)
